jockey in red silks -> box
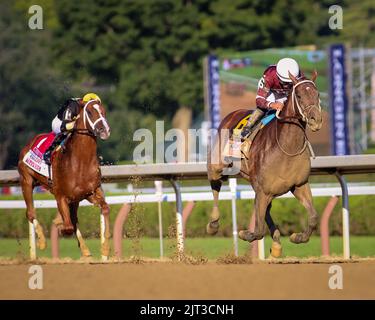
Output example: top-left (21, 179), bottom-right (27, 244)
top-left (240, 57), bottom-right (304, 139)
top-left (43, 93), bottom-right (101, 165)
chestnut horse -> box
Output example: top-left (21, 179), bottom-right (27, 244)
top-left (207, 71), bottom-right (323, 257)
top-left (18, 99), bottom-right (111, 259)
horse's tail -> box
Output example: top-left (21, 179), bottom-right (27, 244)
top-left (207, 109), bottom-right (251, 182)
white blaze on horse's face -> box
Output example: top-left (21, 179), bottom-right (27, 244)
top-left (83, 100), bottom-right (111, 140)
top-left (292, 80), bottom-right (323, 132)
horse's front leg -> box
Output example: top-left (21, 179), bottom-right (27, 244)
top-left (239, 191), bottom-right (272, 243)
top-left (290, 182), bottom-right (318, 244)
top-left (265, 203), bottom-right (282, 258)
top-left (69, 202), bottom-right (91, 258)
top-left (206, 180), bottom-right (222, 235)
top-left (19, 172), bottom-right (46, 250)
top-left (87, 187), bottom-right (110, 260)
top-left (56, 196), bottom-right (75, 235)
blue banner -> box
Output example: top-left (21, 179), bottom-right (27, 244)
top-left (208, 55), bottom-right (221, 130)
top-left (328, 44), bottom-right (350, 155)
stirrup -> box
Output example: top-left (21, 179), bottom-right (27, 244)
top-left (241, 127), bottom-right (252, 140)
top-left (47, 165), bottom-right (53, 187)
top-left (225, 129), bottom-right (243, 159)
top-left (44, 152), bottom-right (52, 165)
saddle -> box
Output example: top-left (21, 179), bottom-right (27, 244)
top-left (224, 111), bottom-right (276, 159)
top-left (23, 132), bottom-right (57, 178)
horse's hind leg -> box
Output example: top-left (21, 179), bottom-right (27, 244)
top-left (239, 190), bottom-right (272, 242)
top-left (290, 182), bottom-right (318, 244)
top-left (206, 179), bottom-right (222, 235)
top-left (19, 171), bottom-right (46, 250)
top-left (265, 203), bottom-right (282, 258)
top-left (87, 187), bottom-right (110, 260)
top-left (69, 202), bottom-right (91, 258)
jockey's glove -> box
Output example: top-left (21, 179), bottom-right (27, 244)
top-left (270, 102), bottom-right (284, 111)
top-left (65, 121), bottom-right (76, 131)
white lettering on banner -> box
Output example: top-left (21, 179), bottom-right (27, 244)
top-left (331, 46), bottom-right (348, 155)
top-left (210, 56), bottom-right (221, 130)
top-left (23, 151), bottom-right (51, 178)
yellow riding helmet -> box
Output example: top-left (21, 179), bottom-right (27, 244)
top-left (82, 93), bottom-right (101, 103)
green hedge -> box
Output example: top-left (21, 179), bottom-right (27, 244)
top-left (1, 195), bottom-right (375, 238)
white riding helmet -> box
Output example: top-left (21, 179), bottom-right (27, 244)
top-left (276, 58), bottom-right (299, 83)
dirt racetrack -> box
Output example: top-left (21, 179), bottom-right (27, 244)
top-left (0, 259), bottom-right (374, 299)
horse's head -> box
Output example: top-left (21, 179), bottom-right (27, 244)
top-left (288, 71), bottom-right (323, 132)
top-left (79, 99), bottom-right (111, 140)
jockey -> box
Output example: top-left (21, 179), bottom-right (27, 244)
top-left (43, 93), bottom-right (101, 165)
top-left (240, 57), bottom-right (304, 139)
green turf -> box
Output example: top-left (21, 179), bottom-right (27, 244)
top-left (218, 48), bottom-right (329, 91)
top-left (225, 65), bottom-right (328, 91)
top-left (0, 236), bottom-right (374, 260)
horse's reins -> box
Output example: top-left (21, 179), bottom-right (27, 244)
top-left (73, 128), bottom-right (95, 136)
top-left (275, 80), bottom-right (320, 157)
top-left (72, 116), bottom-right (95, 136)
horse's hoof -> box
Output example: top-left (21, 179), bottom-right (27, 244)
top-left (101, 241), bottom-right (110, 258)
top-left (81, 248), bottom-right (92, 258)
top-left (289, 233), bottom-right (299, 243)
top-left (272, 229), bottom-right (281, 242)
top-left (35, 224), bottom-right (47, 250)
top-left (239, 230), bottom-right (252, 242)
top-left (239, 230), bottom-right (263, 243)
top-left (37, 239), bottom-right (47, 250)
top-left (62, 226), bottom-right (75, 236)
top-left (270, 241), bottom-right (282, 258)
top-left (206, 221), bottom-right (219, 235)
top-left (290, 233), bottom-right (308, 244)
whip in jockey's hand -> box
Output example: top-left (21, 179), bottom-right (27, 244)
top-left (43, 93), bottom-right (101, 165)
top-left (240, 58), bottom-right (304, 140)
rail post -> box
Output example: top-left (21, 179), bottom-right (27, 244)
top-left (155, 180), bottom-right (164, 258)
top-left (100, 214), bottom-right (107, 261)
top-left (113, 203), bottom-right (132, 259)
top-left (320, 196), bottom-right (339, 256)
top-left (170, 179), bottom-right (184, 259)
top-left (182, 201), bottom-right (195, 237)
top-left (335, 172), bottom-right (351, 259)
top-left (249, 213), bottom-right (258, 257)
top-left (229, 178), bottom-right (239, 256)
top-left (258, 237), bottom-right (265, 260)
top-left (50, 223), bottom-right (59, 259)
top-left (249, 213), bottom-right (265, 259)
top-left (29, 221), bottom-right (36, 260)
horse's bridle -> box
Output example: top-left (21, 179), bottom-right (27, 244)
top-left (73, 100), bottom-right (109, 137)
top-left (83, 100), bottom-right (109, 132)
top-left (276, 79), bottom-right (321, 126)
top-left (275, 79), bottom-right (321, 157)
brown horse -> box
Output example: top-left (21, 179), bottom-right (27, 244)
top-left (207, 71), bottom-right (323, 257)
top-left (18, 98), bottom-right (111, 259)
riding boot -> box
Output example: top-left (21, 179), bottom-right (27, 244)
top-left (43, 133), bottom-right (66, 165)
top-left (241, 108), bottom-right (265, 139)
